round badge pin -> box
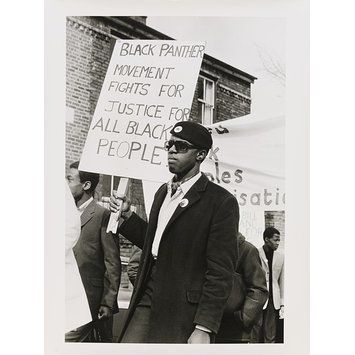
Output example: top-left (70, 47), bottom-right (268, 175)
top-left (174, 126), bottom-right (183, 133)
top-left (180, 198), bottom-right (189, 208)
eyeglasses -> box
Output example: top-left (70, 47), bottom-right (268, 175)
top-left (164, 140), bottom-right (198, 153)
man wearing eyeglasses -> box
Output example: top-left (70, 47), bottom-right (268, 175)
top-left (109, 121), bottom-right (239, 343)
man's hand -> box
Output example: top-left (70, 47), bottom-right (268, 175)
top-left (107, 191), bottom-right (131, 214)
top-left (187, 328), bottom-right (210, 344)
top-left (98, 305), bottom-right (112, 320)
top-left (279, 305), bottom-right (285, 319)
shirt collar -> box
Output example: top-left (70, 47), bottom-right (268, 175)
top-left (77, 197), bottom-right (93, 213)
top-left (167, 172), bottom-right (202, 197)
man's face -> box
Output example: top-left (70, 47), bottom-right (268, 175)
top-left (166, 136), bottom-right (200, 177)
top-left (66, 168), bottom-right (84, 202)
top-left (265, 233), bottom-right (281, 251)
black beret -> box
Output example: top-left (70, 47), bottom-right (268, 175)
top-left (170, 121), bottom-right (213, 150)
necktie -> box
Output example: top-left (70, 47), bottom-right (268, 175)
top-left (171, 181), bottom-right (181, 197)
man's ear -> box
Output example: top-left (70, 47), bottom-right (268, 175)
top-left (82, 181), bottom-right (92, 191)
top-left (196, 150), bottom-right (207, 161)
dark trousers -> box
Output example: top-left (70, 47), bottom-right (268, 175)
top-left (121, 264), bottom-right (155, 343)
top-left (65, 316), bottom-right (114, 343)
top-left (250, 315), bottom-right (263, 343)
top-left (121, 305), bottom-right (152, 343)
top-left (122, 299), bottom-right (217, 343)
top-left (276, 318), bottom-right (284, 343)
top-left (121, 263), bottom-right (216, 343)
top-left (261, 299), bottom-right (279, 343)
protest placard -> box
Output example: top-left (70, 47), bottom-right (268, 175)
top-left (79, 40), bottom-right (205, 182)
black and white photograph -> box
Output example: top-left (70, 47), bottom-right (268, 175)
top-left (64, 14), bottom-right (284, 344)
top-left (44, 1), bottom-right (309, 354)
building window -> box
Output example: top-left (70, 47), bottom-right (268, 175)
top-left (198, 75), bottom-right (215, 125)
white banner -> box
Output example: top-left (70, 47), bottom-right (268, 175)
top-left (202, 115), bottom-right (285, 210)
top-left (202, 114), bottom-right (285, 247)
top-left (79, 39), bottom-right (205, 181)
top-left (142, 114), bottom-right (285, 247)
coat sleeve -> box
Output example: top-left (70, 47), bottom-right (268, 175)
top-left (193, 195), bottom-right (239, 334)
top-left (100, 208), bottom-right (122, 309)
top-left (118, 212), bottom-right (148, 250)
top-left (234, 246), bottom-right (269, 329)
top-left (127, 246), bottom-right (142, 286)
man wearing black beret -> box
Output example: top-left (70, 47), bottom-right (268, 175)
top-left (110, 120), bottom-right (239, 343)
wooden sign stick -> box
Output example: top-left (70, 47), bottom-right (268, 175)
top-left (106, 177), bottom-right (130, 234)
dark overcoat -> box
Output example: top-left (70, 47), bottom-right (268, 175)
top-left (216, 234), bottom-right (268, 343)
top-left (73, 200), bottom-right (121, 319)
top-left (118, 174), bottom-right (239, 343)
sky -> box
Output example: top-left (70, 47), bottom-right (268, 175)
top-left (147, 17), bottom-right (285, 119)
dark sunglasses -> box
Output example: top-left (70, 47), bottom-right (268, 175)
top-left (164, 140), bottom-right (199, 153)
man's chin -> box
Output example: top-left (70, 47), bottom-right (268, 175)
top-left (168, 165), bottom-right (177, 174)
top-left (73, 193), bottom-right (83, 202)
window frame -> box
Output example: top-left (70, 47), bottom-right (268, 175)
top-left (197, 74), bottom-right (216, 125)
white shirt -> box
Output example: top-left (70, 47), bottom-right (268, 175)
top-left (151, 172), bottom-right (202, 257)
top-left (77, 197), bottom-right (93, 216)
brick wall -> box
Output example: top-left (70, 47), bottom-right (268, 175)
top-left (203, 64), bottom-right (251, 97)
top-left (66, 17), bottom-right (113, 172)
top-left (215, 84), bottom-right (251, 121)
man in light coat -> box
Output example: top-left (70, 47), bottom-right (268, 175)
top-left (258, 227), bottom-right (284, 343)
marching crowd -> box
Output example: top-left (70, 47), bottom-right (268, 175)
top-left (65, 121), bottom-right (284, 344)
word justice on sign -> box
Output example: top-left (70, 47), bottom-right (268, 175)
top-left (103, 101), bottom-right (190, 121)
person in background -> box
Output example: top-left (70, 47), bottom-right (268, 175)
top-left (216, 232), bottom-right (268, 343)
top-left (66, 161), bottom-right (121, 342)
top-left (65, 182), bottom-right (92, 340)
top-left (109, 121), bottom-right (239, 343)
top-left (258, 227), bottom-right (284, 343)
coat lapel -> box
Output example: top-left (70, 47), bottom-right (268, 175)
top-left (80, 200), bottom-right (96, 227)
top-left (259, 247), bottom-right (268, 268)
top-left (273, 251), bottom-right (282, 270)
top-left (145, 184), bottom-right (168, 245)
top-left (272, 251), bottom-right (277, 270)
top-left (163, 174), bottom-right (208, 235)
top-left (149, 184), bottom-right (167, 225)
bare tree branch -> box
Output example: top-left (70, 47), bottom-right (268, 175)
top-left (254, 43), bottom-right (286, 86)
